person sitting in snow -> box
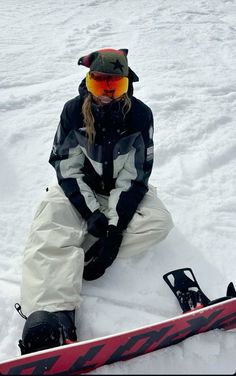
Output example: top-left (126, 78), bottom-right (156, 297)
top-left (17, 48), bottom-right (174, 354)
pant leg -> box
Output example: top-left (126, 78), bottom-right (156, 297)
top-left (20, 185), bottom-right (86, 315)
top-left (118, 185), bottom-right (174, 257)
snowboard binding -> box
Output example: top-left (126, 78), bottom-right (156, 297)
top-left (163, 267), bottom-right (236, 313)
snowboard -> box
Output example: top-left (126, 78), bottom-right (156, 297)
top-left (0, 268), bottom-right (236, 375)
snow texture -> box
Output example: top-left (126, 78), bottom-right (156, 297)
top-left (0, 0), bottom-right (236, 374)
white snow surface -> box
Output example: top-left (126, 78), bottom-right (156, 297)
top-left (1, 0), bottom-right (236, 374)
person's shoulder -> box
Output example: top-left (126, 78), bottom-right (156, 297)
top-left (60, 95), bottom-right (84, 127)
top-left (63, 95), bottom-right (83, 113)
top-left (131, 96), bottom-right (152, 111)
top-left (131, 97), bottom-right (153, 123)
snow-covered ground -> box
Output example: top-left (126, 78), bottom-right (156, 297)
top-left (1, 0), bottom-right (236, 374)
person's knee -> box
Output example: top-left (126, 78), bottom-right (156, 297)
top-left (32, 185), bottom-right (84, 231)
top-left (44, 185), bottom-right (68, 203)
top-left (154, 209), bottom-right (174, 241)
top-left (164, 210), bottom-right (174, 232)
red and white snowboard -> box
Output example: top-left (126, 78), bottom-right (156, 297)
top-left (0, 297), bottom-right (236, 375)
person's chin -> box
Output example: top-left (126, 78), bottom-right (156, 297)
top-left (94, 95), bottom-right (113, 105)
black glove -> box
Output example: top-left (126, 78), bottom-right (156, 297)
top-left (83, 225), bottom-right (123, 281)
top-left (87, 209), bottom-right (108, 237)
top-left (116, 186), bottom-right (146, 231)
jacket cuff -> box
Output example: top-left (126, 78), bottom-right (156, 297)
top-left (59, 179), bottom-right (93, 220)
top-left (108, 217), bottom-right (119, 227)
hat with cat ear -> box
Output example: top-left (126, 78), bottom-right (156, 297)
top-left (78, 48), bottom-right (139, 81)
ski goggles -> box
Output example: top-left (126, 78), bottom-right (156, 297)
top-left (85, 72), bottom-right (129, 99)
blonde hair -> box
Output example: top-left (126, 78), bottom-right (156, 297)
top-left (82, 93), bottom-right (131, 144)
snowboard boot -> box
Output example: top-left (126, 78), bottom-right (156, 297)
top-left (18, 309), bottom-right (77, 355)
top-left (53, 310), bottom-right (77, 344)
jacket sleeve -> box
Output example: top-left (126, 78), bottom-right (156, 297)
top-left (49, 102), bottom-right (100, 220)
top-left (108, 108), bottom-right (154, 231)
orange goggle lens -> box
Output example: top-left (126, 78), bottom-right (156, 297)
top-left (85, 72), bottom-right (128, 99)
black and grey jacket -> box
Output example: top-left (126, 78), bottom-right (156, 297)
top-left (49, 80), bottom-right (154, 231)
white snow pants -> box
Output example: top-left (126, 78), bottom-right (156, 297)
top-left (20, 184), bottom-right (174, 315)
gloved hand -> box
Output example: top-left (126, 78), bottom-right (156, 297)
top-left (87, 209), bottom-right (108, 237)
top-left (83, 225), bottom-right (123, 281)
